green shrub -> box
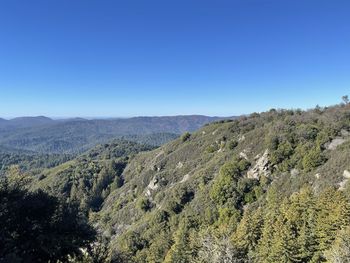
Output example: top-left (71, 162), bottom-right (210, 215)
top-left (302, 147), bottom-right (326, 171)
top-left (181, 132), bottom-right (191, 142)
top-left (210, 159), bottom-right (250, 207)
top-left (228, 139), bottom-right (238, 150)
top-left (216, 207), bottom-right (241, 231)
top-left (316, 130), bottom-right (332, 148)
top-left (206, 144), bottom-right (219, 153)
top-left (137, 198), bottom-right (152, 212)
top-left (164, 199), bottom-right (183, 214)
top-left (270, 141), bottom-right (294, 165)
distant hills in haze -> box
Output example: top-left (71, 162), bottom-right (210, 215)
top-left (0, 115), bottom-right (231, 154)
top-left (0, 116), bottom-right (54, 128)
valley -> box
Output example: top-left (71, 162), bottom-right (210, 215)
top-left (2, 1), bottom-right (349, 261)
top-left (1, 103), bottom-right (350, 262)
top-left (0, 115), bottom-right (222, 154)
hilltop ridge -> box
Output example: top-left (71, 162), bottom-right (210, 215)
top-left (0, 115), bottom-right (226, 154)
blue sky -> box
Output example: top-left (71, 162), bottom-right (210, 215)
top-left (0, 0), bottom-right (349, 118)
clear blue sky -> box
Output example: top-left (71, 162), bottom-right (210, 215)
top-left (0, 0), bottom-right (349, 118)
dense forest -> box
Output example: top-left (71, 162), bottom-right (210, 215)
top-left (0, 116), bottom-right (220, 154)
top-left (0, 148), bottom-right (73, 176)
top-left (0, 175), bottom-right (97, 263)
top-left (1, 101), bottom-right (350, 262)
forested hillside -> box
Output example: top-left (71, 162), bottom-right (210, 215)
top-left (2, 103), bottom-right (350, 262)
top-left (2, 0), bottom-right (348, 261)
top-left (1, 139), bottom-right (155, 262)
top-left (87, 103), bottom-right (349, 262)
top-left (32, 140), bottom-right (154, 213)
top-left (0, 115), bottom-right (221, 154)
top-left (0, 143), bottom-right (75, 177)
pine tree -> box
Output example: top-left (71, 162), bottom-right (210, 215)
top-left (315, 188), bottom-right (350, 253)
top-left (267, 200), bottom-right (299, 263)
top-left (232, 207), bottom-right (263, 255)
top-left (255, 186), bottom-right (280, 262)
top-left (324, 226), bottom-right (350, 263)
top-left (163, 217), bottom-right (198, 263)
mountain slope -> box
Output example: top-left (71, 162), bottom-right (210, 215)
top-left (92, 104), bottom-right (350, 262)
top-left (32, 140), bottom-right (155, 212)
top-left (0, 116), bottom-right (54, 129)
top-left (8, 116), bottom-right (54, 127)
top-left (28, 104), bottom-right (350, 262)
top-left (0, 115), bottom-right (224, 154)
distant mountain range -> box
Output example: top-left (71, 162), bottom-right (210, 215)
top-left (0, 116), bottom-right (55, 129)
top-left (0, 115), bottom-right (231, 153)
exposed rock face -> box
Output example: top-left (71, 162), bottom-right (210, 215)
top-left (338, 170), bottom-right (350, 191)
top-left (239, 151), bottom-right (248, 160)
top-left (145, 177), bottom-right (159, 196)
top-left (176, 162), bottom-right (184, 169)
top-left (180, 174), bottom-right (190, 183)
top-left (341, 129), bottom-right (350, 137)
top-left (326, 138), bottom-right (346, 150)
top-left (247, 149), bottom-right (270, 179)
top-left (291, 168), bottom-right (300, 177)
top-left (325, 130), bottom-right (349, 150)
top-left (238, 135), bottom-right (245, 142)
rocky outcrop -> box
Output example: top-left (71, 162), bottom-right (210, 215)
top-left (326, 138), bottom-right (346, 150)
top-left (247, 149), bottom-right (270, 179)
top-left (180, 174), bottom-right (190, 183)
top-left (238, 135), bottom-right (245, 142)
top-left (325, 130), bottom-right (349, 150)
top-left (338, 170), bottom-right (350, 191)
top-left (239, 151), bottom-right (248, 160)
top-left (176, 162), bottom-right (184, 169)
top-left (341, 129), bottom-right (350, 137)
top-left (291, 168), bottom-right (299, 177)
top-left (145, 177), bottom-right (159, 197)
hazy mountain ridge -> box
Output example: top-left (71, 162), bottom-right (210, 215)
top-left (0, 116), bottom-right (55, 129)
top-left (0, 115), bottom-right (226, 154)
